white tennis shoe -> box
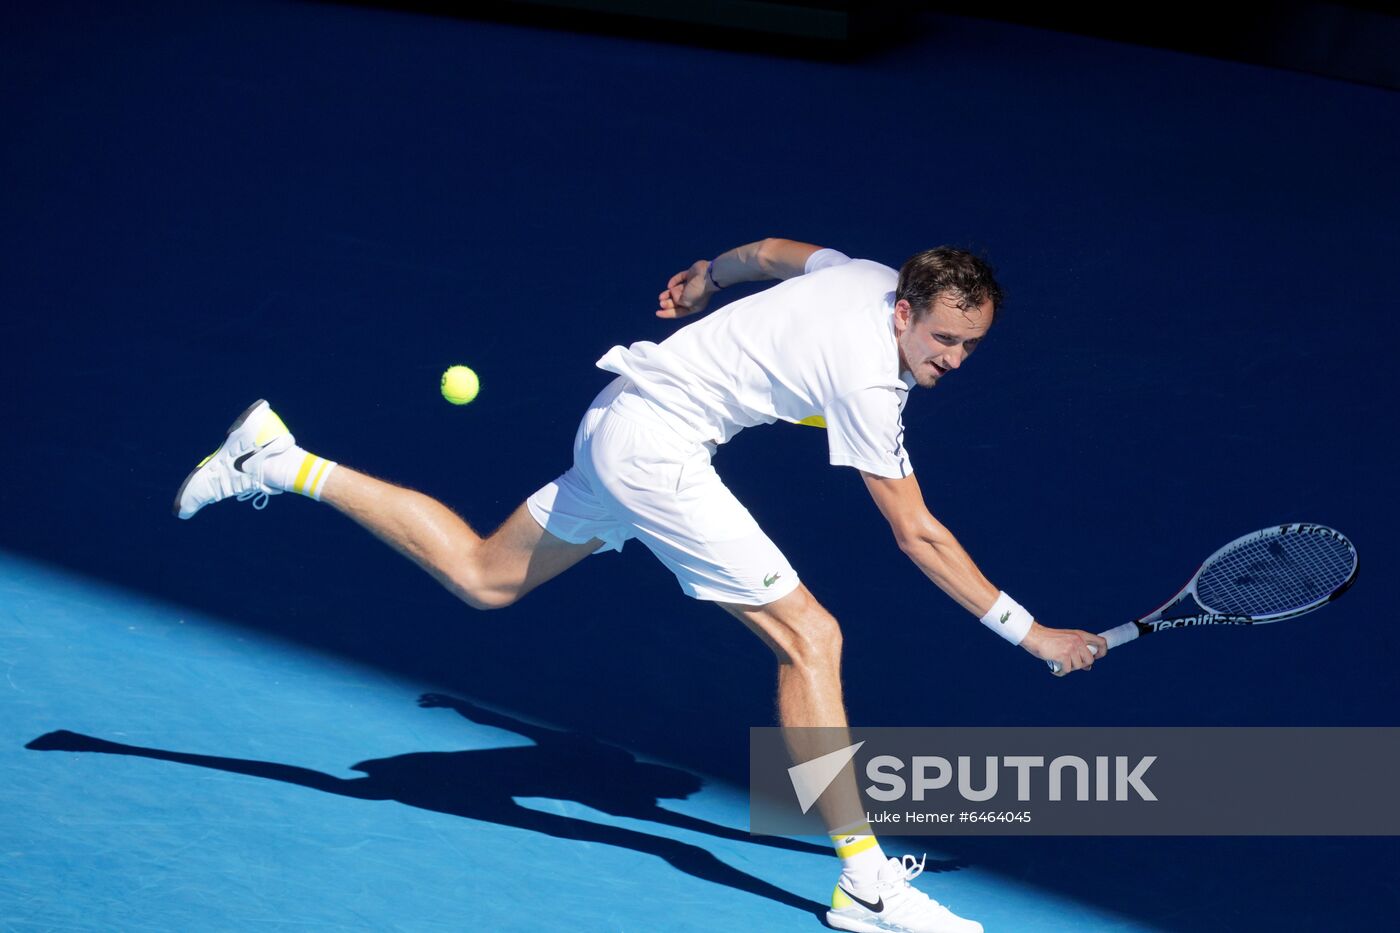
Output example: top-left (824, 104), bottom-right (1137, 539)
top-left (827, 854), bottom-right (983, 933)
top-left (173, 400), bottom-right (294, 519)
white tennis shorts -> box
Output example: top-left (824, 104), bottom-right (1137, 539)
top-left (526, 377), bottom-right (800, 606)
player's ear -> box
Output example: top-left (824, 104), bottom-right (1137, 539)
top-left (893, 298), bottom-right (913, 335)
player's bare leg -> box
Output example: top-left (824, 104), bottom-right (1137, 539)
top-left (173, 399), bottom-right (598, 609)
top-left (722, 584), bottom-right (983, 933)
top-left (721, 586), bottom-right (863, 830)
top-left (319, 468), bottom-right (599, 610)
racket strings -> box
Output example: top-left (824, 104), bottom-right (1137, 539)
top-left (1196, 532), bottom-right (1354, 616)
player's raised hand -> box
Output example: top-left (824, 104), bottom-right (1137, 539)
top-left (656, 260), bottom-right (715, 319)
top-left (1021, 623), bottom-right (1108, 676)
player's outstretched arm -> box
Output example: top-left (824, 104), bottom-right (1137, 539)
top-left (860, 470), bottom-right (1107, 675)
top-left (656, 238), bottom-right (825, 319)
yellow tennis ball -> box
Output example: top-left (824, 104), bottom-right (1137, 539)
top-left (440, 365), bottom-right (479, 405)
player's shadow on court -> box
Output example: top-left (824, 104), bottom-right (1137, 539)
top-left (28, 693), bottom-right (965, 916)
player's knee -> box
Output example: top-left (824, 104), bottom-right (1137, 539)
top-left (449, 565), bottom-right (520, 611)
top-left (783, 604), bottom-right (843, 672)
top-left (728, 586), bottom-right (842, 669)
top-left (462, 588), bottom-right (519, 611)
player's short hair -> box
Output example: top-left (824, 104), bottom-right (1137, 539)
top-left (897, 247), bottom-right (1004, 320)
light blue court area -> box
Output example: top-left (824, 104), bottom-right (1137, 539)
top-left (1, 553), bottom-right (1163, 932)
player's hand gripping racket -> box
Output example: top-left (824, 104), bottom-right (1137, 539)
top-left (1048, 523), bottom-right (1357, 674)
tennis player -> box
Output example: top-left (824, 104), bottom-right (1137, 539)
top-left (175, 239), bottom-right (1107, 933)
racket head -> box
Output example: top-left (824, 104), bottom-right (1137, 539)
top-left (1189, 523), bottom-right (1358, 622)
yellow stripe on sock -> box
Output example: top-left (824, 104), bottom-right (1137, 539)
top-left (833, 835), bottom-right (878, 859)
top-left (306, 459), bottom-right (329, 498)
top-left (292, 453), bottom-right (317, 494)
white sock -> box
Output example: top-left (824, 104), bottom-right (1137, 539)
top-left (831, 822), bottom-right (887, 887)
top-left (263, 445), bottom-right (337, 500)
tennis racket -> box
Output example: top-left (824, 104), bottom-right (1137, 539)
top-left (1048, 523), bottom-right (1358, 674)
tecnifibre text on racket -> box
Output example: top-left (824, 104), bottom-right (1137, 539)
top-left (1049, 523), bottom-right (1357, 674)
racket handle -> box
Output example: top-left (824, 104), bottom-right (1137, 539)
top-left (1100, 622), bottom-right (1141, 650)
top-left (1046, 622), bottom-right (1141, 674)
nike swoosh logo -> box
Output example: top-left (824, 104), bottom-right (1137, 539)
top-left (234, 451), bottom-right (256, 473)
top-left (839, 884), bottom-right (884, 913)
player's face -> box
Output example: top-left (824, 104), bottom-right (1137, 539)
top-left (894, 293), bottom-right (994, 388)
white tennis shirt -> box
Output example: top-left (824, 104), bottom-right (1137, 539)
top-left (596, 249), bottom-right (916, 479)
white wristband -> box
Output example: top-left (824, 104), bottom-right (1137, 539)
top-left (980, 591), bottom-right (1034, 645)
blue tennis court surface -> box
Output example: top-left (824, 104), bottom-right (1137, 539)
top-left (5, 553), bottom-right (1162, 931)
top-left (7, 552), bottom-right (1398, 929)
top-left (3, 0), bottom-right (1398, 929)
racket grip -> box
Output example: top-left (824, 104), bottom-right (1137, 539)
top-left (1100, 622), bottom-right (1140, 650)
top-left (1046, 623), bottom-right (1140, 674)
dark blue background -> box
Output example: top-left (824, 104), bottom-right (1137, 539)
top-left (3, 0), bottom-right (1397, 849)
